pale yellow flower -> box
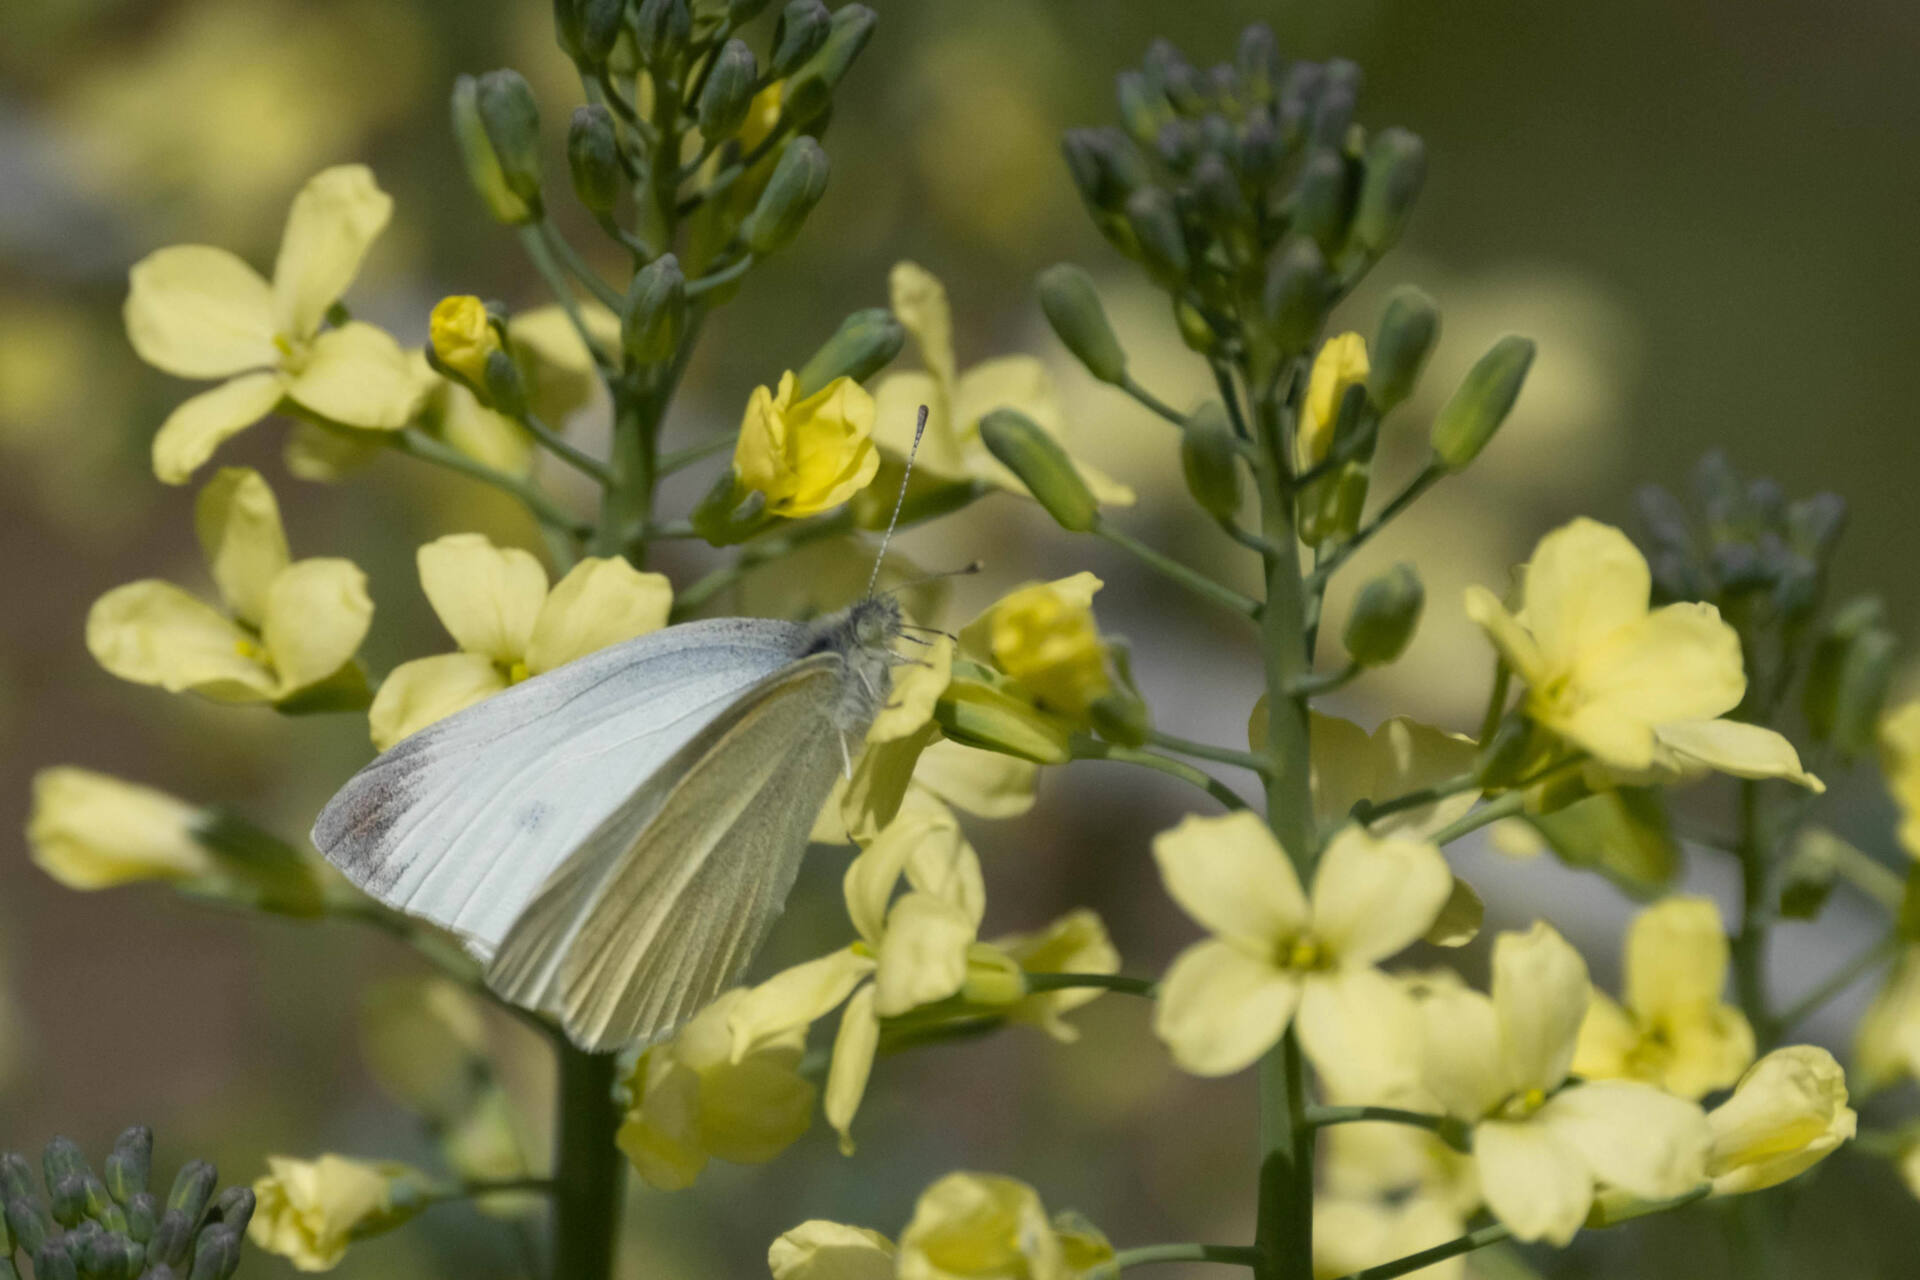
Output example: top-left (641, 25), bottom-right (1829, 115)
top-left (1466, 518), bottom-right (1820, 787)
top-left (1416, 922), bottom-right (1710, 1245)
top-left (618, 989), bottom-right (815, 1190)
top-left (1295, 332), bottom-right (1370, 473)
top-left (1572, 897), bottom-right (1754, 1099)
top-left (734, 372), bottom-right (881, 517)
top-left (1881, 701), bottom-right (1920, 857)
top-left (951, 572), bottom-right (1115, 734)
top-left (1151, 813), bottom-right (1451, 1078)
top-left (88, 467), bottom-right (372, 705)
top-left (896, 1173), bottom-right (1069, 1280)
top-left (249, 1154), bottom-right (426, 1272)
top-left (125, 165), bottom-right (426, 483)
top-left (1853, 946), bottom-right (1920, 1093)
top-left (369, 534), bottom-right (671, 749)
top-left (1704, 1045), bottom-right (1854, 1195)
top-left (994, 908), bottom-right (1121, 1042)
top-left (428, 295), bottom-right (499, 385)
top-left (26, 767), bottom-right (216, 890)
top-left (770, 1221), bottom-right (897, 1280)
top-left (874, 262), bottom-right (1132, 506)
top-left (1313, 1194), bottom-right (1464, 1280)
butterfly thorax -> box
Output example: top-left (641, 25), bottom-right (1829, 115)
top-left (804, 596), bottom-right (904, 734)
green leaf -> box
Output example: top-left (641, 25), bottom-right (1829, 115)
top-left (1523, 786), bottom-right (1680, 898)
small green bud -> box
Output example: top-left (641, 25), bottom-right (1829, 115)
top-left (1191, 154), bottom-right (1250, 239)
top-left (1236, 109), bottom-right (1282, 183)
top-left (1344, 564), bottom-right (1424, 666)
top-left (690, 472), bottom-right (771, 547)
top-left (1311, 59), bottom-right (1361, 148)
top-left (0, 1156), bottom-right (31, 1206)
top-left (84, 1231), bottom-right (141, 1280)
top-left (1123, 187), bottom-right (1190, 287)
top-left (475, 70), bottom-right (544, 207)
top-left (43, 1138), bottom-right (86, 1189)
top-left (783, 3), bottom-right (876, 125)
top-left (1805, 610), bottom-right (1895, 756)
top-left (1172, 297), bottom-right (1217, 355)
top-left (1091, 690), bottom-right (1151, 749)
top-left (165, 1163), bottom-right (216, 1228)
top-left (741, 138), bottom-right (830, 253)
top-left (697, 39), bottom-right (759, 140)
top-left (1352, 127), bottom-right (1426, 255)
top-left (578, 0), bottom-right (626, 62)
top-left (1181, 401), bottom-right (1242, 521)
top-left (1262, 238), bottom-right (1329, 355)
top-left (566, 105), bottom-right (623, 216)
top-left (124, 1193), bottom-right (157, 1244)
top-left (210, 1187), bottom-right (254, 1238)
top-left (189, 1225), bottom-right (241, 1280)
top-left (1779, 828), bottom-right (1849, 921)
top-left (1368, 285), bottom-right (1440, 412)
top-left (622, 253), bottom-right (688, 365)
top-left (1236, 23), bottom-right (1281, 102)
top-left (1037, 264), bottom-right (1127, 385)
top-left (1294, 150), bottom-right (1354, 254)
top-left (979, 409), bottom-right (1099, 532)
top-left (105, 1129), bottom-right (151, 1206)
top-left (34, 1243), bottom-right (76, 1280)
top-left (5, 1201), bottom-right (48, 1258)
top-left (553, 0), bottom-right (587, 59)
top-left (82, 1176), bottom-right (124, 1232)
top-left (1061, 128), bottom-right (1149, 215)
top-left (770, 0), bottom-right (830, 78)
top-left (934, 677), bottom-right (1072, 765)
top-left (482, 349), bottom-right (529, 418)
top-left (794, 308), bottom-right (904, 398)
top-left (148, 1210), bottom-right (192, 1268)
top-left (1430, 335), bottom-right (1533, 471)
top-left (1115, 70), bottom-right (1173, 146)
top-left (635, 0), bottom-right (692, 65)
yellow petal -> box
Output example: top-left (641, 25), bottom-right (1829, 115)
top-left (617, 1055), bottom-right (707, 1190)
top-left (271, 164), bottom-right (393, 340)
top-left (151, 371), bottom-right (285, 486)
top-left (1652, 719), bottom-right (1824, 792)
top-left (1308, 826), bottom-right (1453, 965)
top-left (1563, 602), bottom-right (1746, 765)
top-left (824, 983), bottom-right (880, 1156)
top-left (913, 739), bottom-right (1038, 820)
top-left (1539, 1080), bottom-right (1710, 1200)
top-left (525, 557), bottom-right (672, 674)
top-left (1308, 712), bottom-right (1372, 831)
top-left (368, 653), bottom-right (507, 752)
top-left (27, 767), bottom-right (215, 890)
top-left (1295, 965), bottom-right (1419, 1087)
top-left (434, 382), bottom-right (534, 475)
top-left (889, 261), bottom-right (956, 387)
top-left (837, 726), bottom-right (938, 846)
top-left (843, 807), bottom-right (955, 944)
top-left (1151, 810), bottom-right (1308, 949)
top-left (900, 818), bottom-right (986, 929)
top-left (1660, 1005), bottom-right (1757, 1100)
top-left (897, 1173), bottom-right (1065, 1280)
top-left (1417, 986), bottom-right (1509, 1121)
top-left (1294, 332), bottom-right (1369, 473)
top-left (86, 580), bottom-right (277, 701)
top-left (194, 467), bottom-right (290, 627)
top-left (873, 891), bottom-right (976, 1017)
top-left (1570, 988), bottom-right (1639, 1083)
top-left (1473, 1118), bottom-right (1593, 1246)
top-left (1853, 947), bottom-right (1920, 1093)
top-left (996, 908), bottom-right (1120, 1040)
top-left (261, 558), bottom-right (372, 693)
top-left (770, 1221), bottom-right (897, 1280)
top-left (1463, 586), bottom-right (1546, 685)
top-left (1882, 702), bottom-right (1920, 858)
top-left (729, 949), bottom-right (876, 1062)
top-left (283, 421), bottom-right (382, 482)
top-left (1518, 518), bottom-right (1653, 669)
top-left (417, 533), bottom-right (548, 662)
top-left (1493, 922), bottom-right (1589, 1095)
top-left (285, 322), bottom-right (427, 429)
top-left (1313, 1195), bottom-right (1466, 1280)
top-left (1154, 938), bottom-right (1299, 1077)
top-left (1625, 896), bottom-right (1730, 1021)
top-left (872, 371), bottom-right (970, 478)
top-left (694, 1054), bottom-right (817, 1167)
top-left (125, 245), bottom-right (278, 379)
top-left (1706, 1045), bottom-right (1855, 1195)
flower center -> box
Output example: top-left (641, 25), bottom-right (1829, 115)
top-left (1279, 936), bottom-right (1331, 972)
top-left (505, 659), bottom-right (532, 685)
top-left (1497, 1087), bottom-right (1548, 1121)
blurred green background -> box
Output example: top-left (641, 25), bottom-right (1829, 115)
top-left (3, 1), bottom-right (1918, 1276)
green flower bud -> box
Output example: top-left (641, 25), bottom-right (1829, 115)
top-left (189, 1225), bottom-right (241, 1280)
top-left (794, 308), bottom-right (904, 397)
top-left (482, 349), bottom-right (529, 419)
top-left (84, 1231), bottom-right (141, 1280)
top-left (782, 4), bottom-right (876, 125)
top-left (1181, 401), bottom-right (1242, 521)
top-left (1090, 690), bottom-right (1151, 748)
top-left (43, 1139), bottom-right (87, 1193)
top-left (0, 1157), bottom-right (31, 1207)
top-left (935, 678), bottom-right (1072, 765)
top-left (124, 1194), bottom-right (157, 1245)
top-left (105, 1129), bottom-right (151, 1206)
top-left (1311, 59), bottom-right (1361, 148)
top-left (148, 1210), bottom-right (192, 1268)
top-left (1262, 237), bottom-right (1329, 355)
top-left (770, 0), bottom-right (830, 78)
top-left (1236, 23), bottom-right (1281, 103)
top-left (165, 1163), bottom-right (215, 1227)
top-left (690, 471), bottom-right (771, 546)
top-left (1430, 335), bottom-right (1533, 471)
top-left (635, 0), bottom-right (692, 65)
top-left (1352, 127), bottom-right (1426, 255)
top-left (1037, 264), bottom-right (1127, 385)
top-left (210, 1187), bottom-right (254, 1238)
top-left (730, 0), bottom-right (774, 19)
top-left (979, 409), bottom-right (1098, 532)
top-left (475, 70), bottom-right (544, 207)
top-left (697, 39), bottom-right (759, 140)
top-left (5, 1201), bottom-right (48, 1258)
top-left (1368, 285), bottom-right (1439, 412)
top-left (1123, 187), bottom-right (1190, 287)
top-left (1344, 564), bottom-right (1424, 666)
top-left (1061, 128), bottom-right (1149, 215)
top-left (1237, 110), bottom-right (1282, 183)
top-left (34, 1243), bottom-right (76, 1280)
top-left (1294, 150), bottom-right (1354, 254)
top-left (566, 105), bottom-right (623, 216)
top-left (1804, 601), bottom-right (1894, 756)
top-left (622, 253), bottom-right (688, 365)
top-left (578, 0), bottom-right (626, 62)
top-left (741, 138), bottom-right (830, 253)
top-left (1115, 70), bottom-right (1173, 145)
top-left (82, 1176), bottom-right (125, 1232)
top-left (553, 0), bottom-right (587, 59)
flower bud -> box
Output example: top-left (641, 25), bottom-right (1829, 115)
top-left (794, 308), bottom-right (904, 397)
top-left (741, 138), bottom-right (830, 254)
top-left (1237, 109), bottom-right (1282, 183)
top-left (189, 1224), bottom-right (242, 1280)
top-left (960, 945), bottom-right (1029, 1006)
top-left (1180, 401), bottom-right (1242, 521)
top-left (1311, 59), bottom-right (1361, 148)
top-left (1262, 237), bottom-right (1328, 355)
top-left (1115, 71), bottom-right (1173, 146)
top-left (1190, 154), bottom-right (1249, 238)
top-left (1037, 264), bottom-right (1127, 385)
top-left (0, 1155), bottom-right (32, 1204)
top-left (1171, 298), bottom-right (1217, 355)
top-left (635, 0), bottom-right (692, 65)
top-left (1788, 491), bottom-right (1847, 563)
top-left (1351, 127), bottom-right (1426, 256)
top-left (577, 0), bottom-right (626, 62)
top-left (935, 679), bottom-right (1072, 765)
top-left (698, 39), bottom-right (759, 140)
top-left (428, 295), bottom-right (499, 386)
top-left (782, 4), bottom-right (876, 125)
top-left (1344, 564), bottom-right (1424, 666)
top-left (124, 1193), bottom-right (157, 1244)
top-left (6, 1199), bottom-right (49, 1257)
top-left (43, 1138), bottom-right (87, 1189)
top-left (34, 1243), bottom-right (76, 1280)
top-left (1430, 335), bottom-right (1534, 471)
top-left (770, 0), bottom-right (831, 77)
top-left (1123, 187), bottom-right (1190, 287)
top-left (149, 1209), bottom-right (192, 1267)
top-left (474, 70), bottom-right (544, 208)
top-left (49, 1175), bottom-right (86, 1229)
top-left (979, 409), bottom-right (1098, 532)
top-left (1707, 1046), bottom-right (1854, 1195)
top-left (82, 1175), bottom-right (124, 1231)
top-left (1293, 150), bottom-right (1354, 253)
top-left (1061, 128), bottom-right (1149, 216)
top-left (1803, 597), bottom-right (1894, 755)
top-left (1090, 690), bottom-right (1151, 749)
top-left (553, 0), bottom-right (586, 58)
top-left (166, 1162), bottom-right (216, 1226)
top-left (1237, 23), bottom-right (1281, 102)
top-left (85, 1232), bottom-right (142, 1280)
top-left (566, 105), bottom-right (623, 215)
top-left (730, 0), bottom-right (774, 18)
top-left (1368, 285), bottom-right (1439, 412)
top-left (482, 349), bottom-right (528, 419)
top-left (623, 253), bottom-right (688, 365)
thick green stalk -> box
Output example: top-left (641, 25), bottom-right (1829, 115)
top-left (551, 1046), bottom-right (624, 1280)
top-left (1731, 779), bottom-right (1773, 1045)
top-left (598, 387), bottom-right (660, 563)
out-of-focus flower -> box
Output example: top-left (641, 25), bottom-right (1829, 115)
top-left (618, 989), bottom-right (815, 1190)
top-left (1704, 1046), bottom-right (1854, 1194)
top-left (1466, 518), bottom-right (1819, 787)
top-left (994, 909), bottom-right (1120, 1042)
top-left (734, 373), bottom-right (880, 517)
top-left (1248, 709), bottom-right (1480, 841)
top-left (1295, 333), bottom-right (1369, 473)
top-left (897, 1173), bottom-right (1083, 1280)
top-left (1881, 701), bottom-right (1920, 858)
top-left (250, 1155), bottom-right (428, 1272)
top-left (1416, 923), bottom-right (1709, 1245)
top-left (369, 534), bottom-right (670, 749)
top-left (769, 1220), bottom-right (897, 1280)
top-left (1572, 897), bottom-right (1754, 1099)
top-left (1853, 946), bottom-right (1920, 1093)
top-left (1313, 1194), bottom-right (1465, 1280)
top-left (88, 467), bottom-right (372, 705)
top-left (125, 165), bottom-right (425, 484)
top-left (1151, 812), bottom-right (1450, 1077)
top-left (946, 573), bottom-right (1119, 752)
top-left (359, 977), bottom-right (491, 1120)
top-left (429, 296), bottom-right (499, 385)
top-left (26, 767), bottom-right (216, 890)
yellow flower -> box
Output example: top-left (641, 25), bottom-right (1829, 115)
top-left (986, 577), bottom-right (1112, 718)
top-left (249, 1154), bottom-right (427, 1272)
top-left (125, 165), bottom-right (426, 484)
top-left (994, 908), bottom-right (1121, 1043)
top-left (428, 295), bottom-right (499, 385)
top-left (770, 1220), bottom-right (898, 1280)
top-left (1881, 701), bottom-right (1920, 857)
top-left (1466, 518), bottom-right (1820, 786)
top-left (1852, 945), bottom-right (1920, 1092)
top-left (1572, 897), bottom-right (1754, 1099)
top-left (1703, 1045), bottom-right (1854, 1195)
top-left (369, 534), bottom-right (671, 750)
top-left (897, 1173), bottom-right (1072, 1280)
top-left (874, 262), bottom-right (1133, 506)
top-left (1313, 1194), bottom-right (1466, 1280)
top-left (26, 767), bottom-right (216, 890)
top-left (88, 467), bottom-right (372, 705)
top-left (1416, 922), bottom-right (1710, 1245)
top-left (618, 988), bottom-right (816, 1191)
top-left (734, 372), bottom-right (881, 517)
top-left (1151, 813), bottom-right (1452, 1078)
top-left (1295, 332), bottom-right (1370, 473)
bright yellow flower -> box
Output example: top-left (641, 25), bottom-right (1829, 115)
top-left (874, 262), bottom-right (1133, 506)
top-left (1416, 922), bottom-right (1710, 1245)
top-left (618, 989), bottom-right (815, 1190)
top-left (249, 1154), bottom-right (427, 1272)
top-left (986, 577), bottom-right (1112, 718)
top-left (1572, 897), bottom-right (1754, 1099)
top-left (1313, 1194), bottom-right (1465, 1280)
top-left (1880, 701), bottom-right (1920, 857)
top-left (125, 165), bottom-right (426, 484)
top-left (734, 372), bottom-right (880, 517)
top-left (897, 1173), bottom-right (1072, 1280)
top-left (1853, 945), bottom-right (1920, 1092)
top-left (1704, 1045), bottom-right (1854, 1195)
top-left (369, 534), bottom-right (671, 750)
top-left (1151, 813), bottom-right (1452, 1078)
top-left (1295, 332), bottom-right (1370, 473)
top-left (26, 767), bottom-right (216, 890)
top-left (769, 1220), bottom-right (897, 1280)
top-left (1466, 518), bottom-right (1820, 787)
top-left (428, 295), bottom-right (499, 385)
top-left (88, 467), bottom-right (372, 705)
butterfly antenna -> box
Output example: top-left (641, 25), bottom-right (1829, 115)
top-left (865, 403), bottom-right (929, 600)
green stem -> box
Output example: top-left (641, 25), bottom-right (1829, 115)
top-left (550, 1047), bottom-right (624, 1280)
top-left (517, 409), bottom-right (614, 484)
top-left (1119, 374), bottom-right (1187, 427)
top-left (1427, 790), bottom-right (1526, 846)
top-left (1731, 779), bottom-right (1774, 1045)
top-left (1022, 972), bottom-right (1159, 998)
top-left (389, 429), bottom-right (591, 540)
top-left (1068, 736), bottom-right (1252, 811)
top-left (1827, 838), bottom-right (1906, 911)
top-left (516, 226), bottom-right (615, 372)
top-left (1144, 729), bottom-right (1272, 775)
top-left (1113, 1244), bottom-right (1264, 1270)
top-left (1302, 1105), bottom-right (1467, 1148)
top-left (1328, 1223), bottom-right (1512, 1280)
top-left (1350, 772), bottom-right (1480, 827)
top-left (539, 219), bottom-right (626, 312)
top-left (1307, 463), bottom-right (1445, 587)
top-left (1094, 523), bottom-right (1261, 620)
top-left (1775, 933), bottom-right (1898, 1032)
top-left (597, 388), bottom-right (660, 562)
top-left (1287, 662), bottom-right (1361, 697)
top-left (687, 253), bottom-right (756, 297)
top-left (658, 434), bottom-right (736, 475)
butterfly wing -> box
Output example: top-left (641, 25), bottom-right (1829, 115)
top-left (311, 617), bottom-right (811, 958)
top-left (486, 655), bottom-right (849, 1051)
